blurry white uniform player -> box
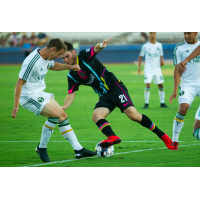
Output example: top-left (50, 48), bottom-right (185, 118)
top-left (138, 32), bottom-right (168, 109)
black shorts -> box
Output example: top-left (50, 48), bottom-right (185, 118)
top-left (94, 80), bottom-right (134, 113)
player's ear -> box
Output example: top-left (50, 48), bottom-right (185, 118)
top-left (73, 50), bottom-right (76, 55)
top-left (51, 47), bottom-right (56, 52)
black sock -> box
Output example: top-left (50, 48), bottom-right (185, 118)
top-left (96, 119), bottom-right (116, 137)
top-left (139, 114), bottom-right (165, 138)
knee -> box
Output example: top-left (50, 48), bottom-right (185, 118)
top-left (92, 113), bottom-right (102, 123)
top-left (59, 110), bottom-right (68, 121)
top-left (179, 105), bottom-right (189, 115)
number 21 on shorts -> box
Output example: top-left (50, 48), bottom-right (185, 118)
top-left (119, 94), bottom-right (128, 103)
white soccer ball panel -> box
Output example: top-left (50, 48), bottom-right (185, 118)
top-left (95, 141), bottom-right (114, 157)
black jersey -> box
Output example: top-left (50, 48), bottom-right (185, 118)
top-left (67, 46), bottom-right (117, 97)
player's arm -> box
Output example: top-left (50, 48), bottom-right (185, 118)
top-left (138, 56), bottom-right (143, 75)
top-left (168, 66), bottom-right (180, 104)
top-left (160, 56), bottom-right (164, 67)
top-left (12, 78), bottom-right (26, 118)
top-left (178, 45), bottom-right (200, 73)
top-left (93, 38), bottom-right (112, 54)
top-left (49, 62), bottom-right (81, 71)
top-left (61, 92), bottom-right (76, 110)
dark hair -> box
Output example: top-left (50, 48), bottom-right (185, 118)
top-left (64, 41), bottom-right (74, 51)
top-left (47, 38), bottom-right (66, 52)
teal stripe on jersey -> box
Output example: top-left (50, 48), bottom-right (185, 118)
top-left (173, 41), bottom-right (185, 65)
top-left (81, 58), bottom-right (108, 94)
top-left (27, 98), bottom-right (41, 109)
top-left (22, 54), bottom-right (40, 80)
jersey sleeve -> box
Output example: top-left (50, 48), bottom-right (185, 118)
top-left (67, 76), bottom-right (80, 94)
top-left (19, 62), bottom-right (35, 81)
top-left (139, 44), bottom-right (145, 57)
top-left (49, 60), bottom-right (55, 68)
top-left (79, 46), bottom-right (97, 60)
top-left (173, 46), bottom-right (181, 65)
top-left (160, 44), bottom-right (164, 56)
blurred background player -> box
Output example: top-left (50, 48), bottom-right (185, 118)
top-left (176, 43), bottom-right (200, 141)
top-left (11, 38), bottom-right (96, 162)
top-left (138, 32), bottom-right (168, 109)
top-left (169, 32), bottom-right (200, 150)
top-left (60, 38), bottom-right (174, 150)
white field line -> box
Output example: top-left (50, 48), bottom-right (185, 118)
top-left (20, 143), bottom-right (200, 167)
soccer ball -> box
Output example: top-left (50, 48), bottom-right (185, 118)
top-left (95, 142), bottom-right (114, 157)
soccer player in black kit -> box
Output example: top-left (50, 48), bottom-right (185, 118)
top-left (61, 38), bottom-right (174, 150)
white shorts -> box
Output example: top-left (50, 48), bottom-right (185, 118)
top-left (195, 106), bottom-right (200, 120)
top-left (19, 91), bottom-right (54, 117)
top-left (144, 71), bottom-right (164, 84)
top-left (178, 85), bottom-right (200, 106)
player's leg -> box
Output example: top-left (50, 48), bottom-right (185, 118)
top-left (172, 85), bottom-right (195, 150)
top-left (112, 81), bottom-right (173, 149)
top-left (123, 106), bottom-right (174, 149)
top-left (92, 99), bottom-right (121, 148)
top-left (153, 73), bottom-right (168, 107)
top-left (157, 83), bottom-right (168, 107)
top-left (49, 98), bottom-right (96, 159)
top-left (143, 73), bottom-right (152, 109)
top-left (193, 106), bottom-right (200, 140)
top-left (144, 83), bottom-right (151, 109)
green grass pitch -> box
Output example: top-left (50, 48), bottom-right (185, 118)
top-left (1, 63), bottom-right (200, 167)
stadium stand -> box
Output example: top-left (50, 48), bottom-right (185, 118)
top-left (1, 32), bottom-right (200, 46)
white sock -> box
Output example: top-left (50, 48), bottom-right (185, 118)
top-left (172, 113), bottom-right (185, 142)
top-left (144, 88), bottom-right (150, 104)
top-left (159, 89), bottom-right (165, 104)
top-left (58, 118), bottom-right (83, 151)
top-left (39, 117), bottom-right (59, 148)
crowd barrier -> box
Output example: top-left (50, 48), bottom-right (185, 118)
top-left (0, 44), bottom-right (176, 64)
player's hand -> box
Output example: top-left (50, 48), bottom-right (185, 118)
top-left (177, 60), bottom-right (188, 73)
top-left (137, 69), bottom-right (141, 76)
top-left (102, 38), bottom-right (112, 48)
top-left (168, 92), bottom-right (177, 104)
top-left (12, 107), bottom-right (19, 118)
top-left (61, 106), bottom-right (67, 110)
top-left (71, 64), bottom-right (81, 71)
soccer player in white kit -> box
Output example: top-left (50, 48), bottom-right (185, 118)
top-left (169, 32), bottom-right (200, 150)
top-left (138, 32), bottom-right (168, 109)
top-left (175, 41), bottom-right (200, 142)
top-left (11, 38), bottom-right (96, 162)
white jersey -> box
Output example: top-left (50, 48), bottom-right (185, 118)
top-left (19, 48), bottom-right (55, 96)
top-left (140, 41), bottom-right (163, 74)
top-left (173, 39), bottom-right (200, 86)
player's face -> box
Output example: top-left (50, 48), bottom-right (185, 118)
top-left (149, 32), bottom-right (157, 40)
top-left (184, 32), bottom-right (198, 44)
top-left (61, 50), bottom-right (76, 65)
top-left (48, 48), bottom-right (65, 60)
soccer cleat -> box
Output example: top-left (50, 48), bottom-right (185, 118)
top-left (170, 142), bottom-right (178, 150)
top-left (143, 104), bottom-right (149, 109)
top-left (160, 103), bottom-right (169, 108)
top-left (36, 144), bottom-right (50, 162)
top-left (100, 135), bottom-right (121, 148)
top-left (75, 148), bottom-right (97, 159)
top-left (161, 133), bottom-right (174, 149)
